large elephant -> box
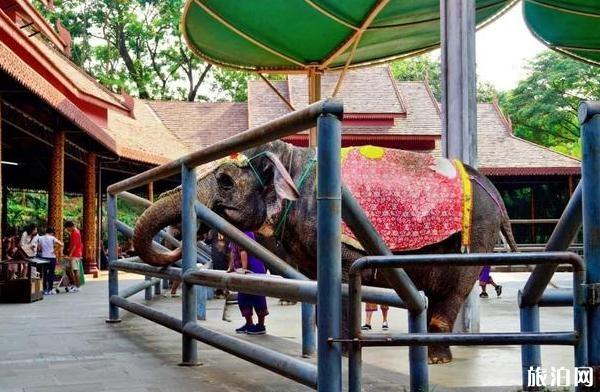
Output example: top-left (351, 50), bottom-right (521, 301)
top-left (133, 140), bottom-right (517, 364)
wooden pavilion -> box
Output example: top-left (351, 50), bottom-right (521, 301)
top-left (0, 1), bottom-right (188, 276)
top-left (147, 66), bottom-right (581, 245)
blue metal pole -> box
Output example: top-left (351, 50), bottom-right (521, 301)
top-left (154, 279), bottom-right (161, 296)
top-left (316, 112), bottom-right (342, 391)
top-left (106, 193), bottom-right (120, 323)
top-left (196, 284), bottom-right (207, 321)
top-left (153, 234), bottom-right (161, 296)
top-left (519, 304), bottom-right (541, 391)
top-left (301, 303), bottom-right (316, 357)
top-left (573, 268), bottom-right (588, 392)
top-left (181, 164), bottom-right (199, 365)
top-left (408, 308), bottom-right (429, 392)
top-left (581, 102), bottom-right (600, 378)
top-left (145, 275), bottom-right (153, 300)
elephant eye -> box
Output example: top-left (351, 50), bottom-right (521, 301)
top-left (217, 173), bottom-right (234, 190)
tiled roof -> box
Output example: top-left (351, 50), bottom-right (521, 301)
top-left (477, 103), bottom-right (580, 175)
top-left (0, 12), bottom-right (185, 166)
top-left (287, 66), bottom-right (405, 114)
top-left (392, 81), bottom-right (442, 136)
top-left (0, 30), bottom-right (117, 152)
top-left (32, 37), bottom-right (128, 110)
top-left (248, 80), bottom-right (289, 128)
top-left (247, 78), bottom-right (440, 136)
top-left (106, 100), bottom-right (190, 165)
top-left (147, 101), bottom-right (249, 149)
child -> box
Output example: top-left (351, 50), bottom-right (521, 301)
top-left (479, 266), bottom-right (502, 298)
top-left (38, 227), bottom-right (64, 295)
top-left (228, 231), bottom-right (268, 335)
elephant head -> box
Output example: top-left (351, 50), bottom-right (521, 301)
top-left (133, 149), bottom-right (299, 266)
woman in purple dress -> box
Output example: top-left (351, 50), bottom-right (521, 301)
top-left (228, 231), bottom-right (269, 335)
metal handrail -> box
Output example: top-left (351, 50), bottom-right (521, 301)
top-left (107, 100), bottom-right (343, 194)
top-left (347, 251), bottom-right (587, 392)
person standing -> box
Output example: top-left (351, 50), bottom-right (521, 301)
top-left (14, 225), bottom-right (39, 278)
top-left (65, 221), bottom-right (83, 292)
top-left (38, 227), bottom-right (63, 295)
top-left (479, 266), bottom-right (502, 298)
top-left (361, 303), bottom-right (389, 331)
top-left (228, 231), bottom-right (269, 335)
top-left (18, 224), bottom-right (39, 258)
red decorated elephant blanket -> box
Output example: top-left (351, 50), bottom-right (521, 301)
top-left (341, 146), bottom-right (471, 252)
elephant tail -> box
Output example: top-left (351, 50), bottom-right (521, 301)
top-left (500, 214), bottom-right (518, 252)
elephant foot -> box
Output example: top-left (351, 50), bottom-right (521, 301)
top-left (428, 345), bottom-right (452, 364)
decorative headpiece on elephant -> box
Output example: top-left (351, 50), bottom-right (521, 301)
top-left (133, 140), bottom-right (517, 364)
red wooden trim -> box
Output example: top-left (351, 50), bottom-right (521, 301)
top-left (343, 113), bottom-right (405, 120)
top-left (342, 118), bottom-right (394, 126)
top-left (480, 167), bottom-right (581, 176)
top-left (1, 0), bottom-right (67, 53)
top-left (283, 134), bottom-right (436, 150)
top-left (0, 11), bottom-right (130, 115)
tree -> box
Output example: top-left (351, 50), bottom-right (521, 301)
top-left (210, 70), bottom-right (287, 102)
top-left (38, 0), bottom-right (212, 101)
top-left (389, 53), bottom-right (499, 102)
top-left (499, 50), bottom-right (600, 157)
top-left (211, 69), bottom-right (253, 102)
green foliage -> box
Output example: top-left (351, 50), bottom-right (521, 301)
top-left (389, 53), bottom-right (498, 103)
top-left (211, 69), bottom-right (254, 102)
top-left (37, 0), bottom-right (212, 101)
top-left (6, 191), bottom-right (82, 231)
top-left (210, 70), bottom-right (287, 102)
top-left (390, 53), bottom-right (442, 98)
top-left (6, 191), bottom-right (142, 245)
top-left (498, 50), bottom-right (600, 158)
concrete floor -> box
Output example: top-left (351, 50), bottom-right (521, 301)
top-left (0, 271), bottom-right (575, 391)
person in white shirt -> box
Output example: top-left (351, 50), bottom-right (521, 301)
top-left (14, 225), bottom-right (39, 278)
top-left (38, 227), bottom-right (63, 295)
top-left (18, 224), bottom-right (39, 258)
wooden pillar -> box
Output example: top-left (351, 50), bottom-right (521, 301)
top-left (568, 175), bottom-right (574, 196)
top-left (48, 130), bottom-right (65, 243)
top-left (440, 0), bottom-right (477, 166)
top-left (83, 152), bottom-right (98, 277)
top-left (531, 184), bottom-right (536, 243)
top-left (0, 101), bottom-right (3, 245)
top-left (308, 70), bottom-right (321, 147)
top-left (147, 182), bottom-right (154, 202)
top-left (441, 0), bottom-right (479, 333)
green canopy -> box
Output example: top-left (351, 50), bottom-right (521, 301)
top-left (182, 0), bottom-right (517, 73)
top-left (523, 0), bottom-right (600, 66)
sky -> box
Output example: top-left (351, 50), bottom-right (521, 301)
top-left (474, 4), bottom-right (547, 91)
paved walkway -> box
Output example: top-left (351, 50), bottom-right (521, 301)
top-left (0, 272), bottom-right (574, 391)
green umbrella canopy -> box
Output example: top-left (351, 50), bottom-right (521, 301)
top-left (523, 0), bottom-right (600, 66)
top-left (182, 0), bottom-right (517, 73)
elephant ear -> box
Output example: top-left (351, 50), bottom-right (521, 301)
top-left (263, 151), bottom-right (300, 201)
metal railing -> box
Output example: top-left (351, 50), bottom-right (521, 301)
top-left (105, 99), bottom-right (600, 392)
top-left (346, 252), bottom-right (586, 392)
top-left (107, 100), bottom-right (343, 389)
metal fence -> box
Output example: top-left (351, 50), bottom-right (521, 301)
top-left (106, 99), bottom-right (600, 392)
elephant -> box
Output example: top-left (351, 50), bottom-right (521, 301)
top-left (133, 140), bottom-right (517, 364)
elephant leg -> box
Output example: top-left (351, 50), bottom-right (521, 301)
top-left (427, 296), bottom-right (463, 364)
top-left (426, 265), bottom-right (481, 364)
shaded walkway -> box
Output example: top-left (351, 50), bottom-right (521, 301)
top-left (0, 273), bottom-right (573, 391)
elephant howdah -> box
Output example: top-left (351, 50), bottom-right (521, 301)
top-left (132, 140), bottom-right (517, 364)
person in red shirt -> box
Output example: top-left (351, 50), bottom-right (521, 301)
top-left (65, 221), bottom-right (83, 292)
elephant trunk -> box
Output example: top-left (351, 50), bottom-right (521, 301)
top-left (133, 189), bottom-right (183, 266)
top-left (133, 174), bottom-right (217, 266)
